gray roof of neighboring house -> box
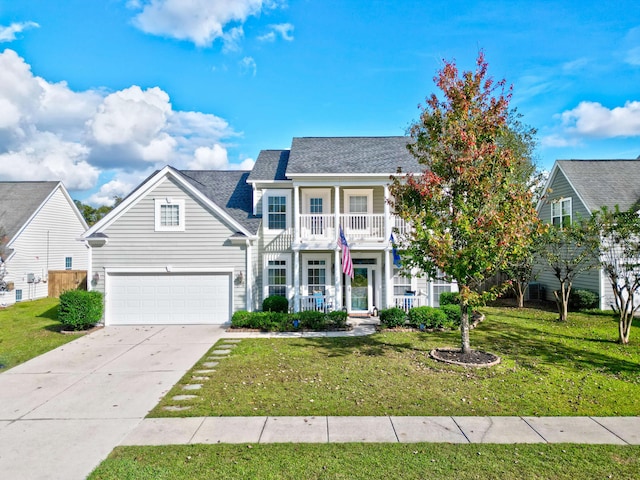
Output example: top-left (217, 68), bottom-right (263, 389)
top-left (286, 136), bottom-right (422, 175)
top-left (247, 150), bottom-right (290, 182)
top-left (0, 181), bottom-right (59, 241)
top-left (557, 159), bottom-right (640, 212)
top-left (178, 170), bottom-right (261, 235)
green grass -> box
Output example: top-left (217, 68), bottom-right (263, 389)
top-left (0, 298), bottom-right (76, 370)
top-left (150, 307), bottom-right (640, 417)
top-left (89, 443), bottom-right (640, 479)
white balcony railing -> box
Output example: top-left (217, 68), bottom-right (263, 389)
top-left (300, 294), bottom-right (333, 312)
top-left (341, 214), bottom-right (385, 241)
top-left (392, 294), bottom-right (427, 312)
top-left (299, 214), bottom-right (336, 241)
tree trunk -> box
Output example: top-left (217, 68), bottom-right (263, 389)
top-left (516, 282), bottom-right (525, 308)
top-left (554, 282), bottom-right (570, 322)
top-left (460, 301), bottom-right (471, 354)
top-left (618, 295), bottom-right (632, 345)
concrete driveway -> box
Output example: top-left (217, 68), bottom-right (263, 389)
top-left (0, 324), bottom-right (228, 480)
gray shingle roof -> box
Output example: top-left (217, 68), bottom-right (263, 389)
top-left (247, 150), bottom-right (290, 182)
top-left (0, 181), bottom-right (59, 241)
top-left (557, 160), bottom-right (640, 212)
top-left (286, 137), bottom-right (422, 175)
top-left (178, 170), bottom-right (261, 235)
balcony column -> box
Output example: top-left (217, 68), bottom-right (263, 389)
top-left (385, 248), bottom-right (392, 309)
top-left (293, 185), bottom-right (300, 244)
top-left (246, 240), bottom-right (253, 311)
top-left (334, 186), bottom-right (341, 309)
top-left (383, 185), bottom-right (391, 240)
top-left (294, 250), bottom-right (300, 312)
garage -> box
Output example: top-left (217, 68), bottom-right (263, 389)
top-left (105, 272), bottom-right (231, 325)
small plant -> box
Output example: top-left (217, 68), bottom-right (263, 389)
top-left (262, 295), bottom-right (289, 313)
top-left (440, 304), bottom-right (461, 328)
top-left (569, 289), bottom-right (599, 311)
top-left (58, 290), bottom-right (103, 331)
top-left (408, 306), bottom-right (448, 329)
top-left (379, 307), bottom-right (407, 328)
top-left (439, 292), bottom-right (460, 306)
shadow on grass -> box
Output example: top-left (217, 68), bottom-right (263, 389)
top-left (38, 305), bottom-right (59, 320)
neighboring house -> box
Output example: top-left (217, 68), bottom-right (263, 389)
top-left (0, 181), bottom-right (89, 306)
top-left (83, 136), bottom-right (457, 326)
top-left (535, 159), bottom-right (640, 309)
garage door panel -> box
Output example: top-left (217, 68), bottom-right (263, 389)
top-left (106, 272), bottom-right (231, 325)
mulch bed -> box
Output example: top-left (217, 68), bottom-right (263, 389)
top-left (430, 347), bottom-right (501, 368)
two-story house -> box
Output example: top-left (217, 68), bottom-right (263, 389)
top-left (83, 137), bottom-right (457, 325)
top-left (535, 158), bottom-right (640, 309)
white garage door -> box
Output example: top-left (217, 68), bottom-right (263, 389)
top-left (106, 272), bottom-right (231, 325)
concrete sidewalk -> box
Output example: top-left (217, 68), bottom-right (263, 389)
top-left (122, 415), bottom-right (640, 446)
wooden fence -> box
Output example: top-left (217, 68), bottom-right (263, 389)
top-left (48, 270), bottom-right (87, 298)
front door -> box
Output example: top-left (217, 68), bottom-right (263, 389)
top-left (350, 267), bottom-right (370, 312)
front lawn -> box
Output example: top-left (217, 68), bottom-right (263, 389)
top-left (0, 298), bottom-right (76, 370)
top-left (150, 307), bottom-right (640, 417)
top-left (89, 443), bottom-right (640, 480)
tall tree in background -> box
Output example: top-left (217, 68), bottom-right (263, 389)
top-left (594, 206), bottom-right (640, 344)
top-left (390, 52), bottom-right (538, 354)
top-left (74, 197), bottom-right (122, 226)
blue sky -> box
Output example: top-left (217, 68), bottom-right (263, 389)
top-left (0, 0), bottom-right (639, 205)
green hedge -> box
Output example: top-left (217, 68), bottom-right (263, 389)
top-left (379, 307), bottom-right (407, 328)
top-left (58, 290), bottom-right (103, 331)
top-left (439, 292), bottom-right (460, 306)
top-left (440, 304), bottom-right (462, 328)
top-left (407, 306), bottom-right (448, 329)
top-left (262, 295), bottom-right (289, 313)
top-left (569, 289), bottom-right (599, 311)
top-left (231, 309), bottom-right (348, 332)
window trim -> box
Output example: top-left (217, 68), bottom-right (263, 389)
top-left (65, 256), bottom-right (72, 270)
top-left (262, 189), bottom-right (292, 233)
top-left (344, 189), bottom-right (373, 215)
top-left (551, 197), bottom-right (572, 227)
top-left (155, 198), bottom-right (185, 232)
top-left (263, 253), bottom-right (292, 301)
top-left (303, 253), bottom-right (332, 297)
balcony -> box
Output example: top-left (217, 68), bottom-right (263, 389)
top-left (392, 293), bottom-right (428, 312)
top-left (297, 214), bottom-right (410, 243)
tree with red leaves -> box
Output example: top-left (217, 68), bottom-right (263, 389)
top-left (390, 52), bottom-right (538, 355)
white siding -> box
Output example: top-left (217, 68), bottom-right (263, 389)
top-left (90, 177), bottom-right (248, 317)
top-left (1, 187), bottom-right (87, 305)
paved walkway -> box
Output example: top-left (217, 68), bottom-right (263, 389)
top-left (123, 415), bottom-right (640, 445)
top-left (0, 323), bottom-right (638, 480)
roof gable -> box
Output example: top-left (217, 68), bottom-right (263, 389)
top-left (247, 150), bottom-right (290, 182)
top-left (556, 160), bottom-right (640, 212)
top-left (0, 181), bottom-right (61, 241)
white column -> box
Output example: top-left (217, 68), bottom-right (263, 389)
top-left (334, 248), bottom-right (341, 310)
top-left (293, 185), bottom-right (300, 244)
top-left (246, 240), bottom-right (253, 311)
top-left (293, 250), bottom-right (300, 312)
top-left (383, 184), bottom-right (391, 241)
top-left (385, 249), bottom-right (392, 309)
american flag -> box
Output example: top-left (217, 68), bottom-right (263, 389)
top-left (338, 226), bottom-right (354, 278)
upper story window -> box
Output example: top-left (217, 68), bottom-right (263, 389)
top-left (155, 198), bottom-right (185, 232)
top-left (551, 198), bottom-right (571, 228)
top-left (263, 190), bottom-right (291, 232)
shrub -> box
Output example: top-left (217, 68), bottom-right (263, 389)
top-left (231, 310), bottom-right (253, 328)
top-left (440, 304), bottom-right (461, 328)
top-left (408, 306), bottom-right (448, 329)
top-left (379, 307), bottom-right (407, 328)
top-left (296, 310), bottom-right (326, 330)
top-left (569, 289), bottom-right (599, 311)
top-left (439, 292), bottom-right (460, 306)
top-left (327, 310), bottom-right (348, 329)
top-left (262, 295), bottom-right (289, 313)
top-left (58, 290), bottom-right (103, 330)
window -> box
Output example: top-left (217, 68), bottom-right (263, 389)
top-left (15, 289), bottom-right (22, 302)
top-left (267, 260), bottom-right (287, 297)
top-left (307, 260), bottom-right (327, 295)
top-left (309, 198), bottom-right (323, 213)
top-left (65, 257), bottom-right (72, 270)
top-left (155, 198), bottom-right (185, 231)
top-left (268, 196), bottom-right (287, 230)
top-left (344, 189), bottom-right (373, 231)
top-left (393, 269), bottom-right (412, 296)
top-left (551, 198), bottom-right (571, 227)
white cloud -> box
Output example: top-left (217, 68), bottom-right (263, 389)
top-left (239, 56), bottom-right (257, 76)
top-left (623, 26), bottom-right (640, 66)
top-left (129, 0), bottom-right (266, 47)
top-left (0, 49), bottom-right (248, 201)
top-left (258, 23), bottom-right (294, 42)
top-left (560, 101), bottom-right (640, 138)
top-left (540, 134), bottom-right (581, 148)
top-left (0, 21), bottom-right (39, 43)
top-left (85, 170), bottom-right (152, 206)
top-left (222, 26), bottom-right (244, 53)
